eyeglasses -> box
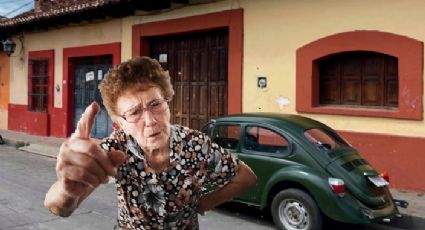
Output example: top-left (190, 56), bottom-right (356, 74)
top-left (120, 98), bottom-right (169, 123)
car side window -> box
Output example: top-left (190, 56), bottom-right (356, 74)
top-left (244, 126), bottom-right (289, 154)
top-left (212, 125), bottom-right (241, 150)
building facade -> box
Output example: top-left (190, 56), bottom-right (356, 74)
top-left (1, 0), bottom-right (424, 191)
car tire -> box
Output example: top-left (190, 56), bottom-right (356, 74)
top-left (271, 188), bottom-right (323, 230)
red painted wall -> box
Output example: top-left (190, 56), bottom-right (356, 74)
top-left (295, 30), bottom-right (425, 192)
top-left (63, 42), bottom-right (121, 137)
top-left (9, 44), bottom-right (121, 138)
top-left (8, 50), bottom-right (54, 136)
top-left (50, 108), bottom-right (68, 137)
top-left (8, 104), bottom-right (49, 136)
top-left (339, 131), bottom-right (425, 192)
top-left (132, 9), bottom-right (243, 115)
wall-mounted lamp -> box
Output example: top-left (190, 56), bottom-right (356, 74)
top-left (2, 38), bottom-right (16, 57)
top-left (2, 33), bottom-right (24, 57)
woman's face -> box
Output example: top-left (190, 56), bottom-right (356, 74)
top-left (115, 86), bottom-right (171, 152)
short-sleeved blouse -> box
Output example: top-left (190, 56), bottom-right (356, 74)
top-left (100, 124), bottom-right (240, 230)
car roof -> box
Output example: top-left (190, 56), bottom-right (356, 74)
top-left (214, 113), bottom-right (329, 131)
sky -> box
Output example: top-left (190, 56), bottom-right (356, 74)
top-left (0, 0), bottom-right (34, 18)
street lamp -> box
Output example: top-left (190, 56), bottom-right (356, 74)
top-left (2, 38), bottom-right (16, 57)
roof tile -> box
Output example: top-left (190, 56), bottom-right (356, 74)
top-left (0, 0), bottom-right (112, 27)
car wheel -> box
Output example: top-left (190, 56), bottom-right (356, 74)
top-left (271, 188), bottom-right (323, 230)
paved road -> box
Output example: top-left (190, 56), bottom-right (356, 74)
top-left (0, 145), bottom-right (275, 230)
top-left (0, 144), bottom-right (424, 230)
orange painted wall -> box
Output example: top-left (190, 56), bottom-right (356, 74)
top-left (0, 52), bottom-right (9, 129)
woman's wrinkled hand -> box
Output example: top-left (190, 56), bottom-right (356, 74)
top-left (56, 102), bottom-right (125, 198)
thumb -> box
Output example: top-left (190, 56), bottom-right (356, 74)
top-left (109, 150), bottom-right (126, 167)
top-left (72, 102), bottom-right (100, 140)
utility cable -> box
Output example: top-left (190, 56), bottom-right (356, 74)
top-left (3, 0), bottom-right (33, 17)
top-left (0, 0), bottom-right (29, 3)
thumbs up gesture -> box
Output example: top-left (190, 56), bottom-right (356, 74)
top-left (56, 102), bottom-right (125, 197)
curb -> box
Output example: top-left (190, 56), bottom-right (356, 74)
top-left (19, 144), bottom-right (59, 159)
top-left (1, 137), bottom-right (59, 159)
top-left (3, 138), bottom-right (115, 183)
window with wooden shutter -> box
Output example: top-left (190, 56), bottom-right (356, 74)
top-left (319, 51), bottom-right (398, 108)
top-left (28, 59), bottom-right (49, 112)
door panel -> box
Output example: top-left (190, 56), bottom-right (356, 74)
top-left (149, 30), bottom-right (228, 130)
top-left (73, 56), bottom-right (112, 138)
top-left (319, 59), bottom-right (341, 104)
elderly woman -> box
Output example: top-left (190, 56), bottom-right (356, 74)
top-left (44, 56), bottom-right (257, 229)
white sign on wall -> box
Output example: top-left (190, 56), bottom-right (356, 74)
top-left (159, 54), bottom-right (167, 63)
top-left (85, 71), bottom-right (94, 82)
top-left (98, 70), bottom-right (103, 80)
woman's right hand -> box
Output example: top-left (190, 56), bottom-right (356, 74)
top-left (55, 102), bottom-right (125, 199)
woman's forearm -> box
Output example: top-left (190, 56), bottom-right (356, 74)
top-left (44, 180), bottom-right (96, 217)
top-left (44, 181), bottom-right (79, 217)
top-left (198, 162), bottom-right (257, 213)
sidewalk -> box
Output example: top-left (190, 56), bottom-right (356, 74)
top-left (1, 128), bottom-right (424, 221)
top-left (0, 129), bottom-right (64, 158)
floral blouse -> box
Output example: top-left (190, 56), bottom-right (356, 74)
top-left (100, 124), bottom-right (240, 230)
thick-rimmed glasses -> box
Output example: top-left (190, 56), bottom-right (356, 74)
top-left (119, 98), bottom-right (169, 123)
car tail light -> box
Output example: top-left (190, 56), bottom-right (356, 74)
top-left (380, 171), bottom-right (390, 183)
top-left (328, 178), bottom-right (346, 197)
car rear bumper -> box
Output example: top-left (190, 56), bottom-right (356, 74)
top-left (317, 188), bottom-right (400, 224)
top-left (393, 199), bottom-right (409, 208)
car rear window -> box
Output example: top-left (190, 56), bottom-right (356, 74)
top-left (304, 128), bottom-right (350, 151)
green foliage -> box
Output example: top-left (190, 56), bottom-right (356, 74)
top-left (15, 141), bottom-right (29, 149)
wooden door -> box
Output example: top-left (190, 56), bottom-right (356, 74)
top-left (149, 30), bottom-right (228, 130)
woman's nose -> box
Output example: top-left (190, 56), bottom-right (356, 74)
top-left (143, 110), bottom-right (157, 126)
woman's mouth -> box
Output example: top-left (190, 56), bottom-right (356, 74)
top-left (149, 132), bottom-right (161, 138)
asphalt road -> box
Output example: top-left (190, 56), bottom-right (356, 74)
top-left (0, 144), bottom-right (423, 230)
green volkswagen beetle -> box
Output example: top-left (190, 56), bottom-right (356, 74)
top-left (201, 113), bottom-right (407, 230)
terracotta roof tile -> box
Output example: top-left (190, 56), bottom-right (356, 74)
top-left (0, 0), bottom-right (115, 28)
